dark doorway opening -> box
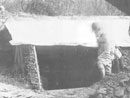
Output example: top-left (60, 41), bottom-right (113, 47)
top-left (36, 45), bottom-right (101, 90)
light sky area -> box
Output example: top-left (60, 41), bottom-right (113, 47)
top-left (6, 17), bottom-right (130, 46)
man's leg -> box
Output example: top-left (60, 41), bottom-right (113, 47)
top-left (105, 62), bottom-right (112, 76)
top-left (119, 57), bottom-right (124, 71)
top-left (97, 61), bottom-right (105, 78)
top-left (112, 58), bottom-right (120, 73)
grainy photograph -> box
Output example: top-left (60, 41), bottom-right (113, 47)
top-left (0, 0), bottom-right (130, 98)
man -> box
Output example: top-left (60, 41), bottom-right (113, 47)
top-left (0, 5), bottom-right (6, 19)
top-left (92, 22), bottom-right (122, 78)
top-left (112, 47), bottom-right (124, 73)
top-left (0, 5), bottom-right (5, 13)
top-left (128, 23), bottom-right (130, 36)
top-left (0, 5), bottom-right (12, 49)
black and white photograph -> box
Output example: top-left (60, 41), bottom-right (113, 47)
top-left (0, 0), bottom-right (130, 98)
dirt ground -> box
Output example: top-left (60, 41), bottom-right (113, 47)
top-left (0, 72), bottom-right (129, 98)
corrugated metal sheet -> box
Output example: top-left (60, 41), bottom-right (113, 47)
top-left (5, 16), bottom-right (130, 46)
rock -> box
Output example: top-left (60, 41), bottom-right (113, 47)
top-left (104, 95), bottom-right (111, 98)
top-left (97, 94), bottom-right (103, 98)
top-left (107, 88), bottom-right (114, 94)
top-left (97, 88), bottom-right (107, 94)
top-left (114, 87), bottom-right (125, 97)
top-left (125, 87), bottom-right (130, 93)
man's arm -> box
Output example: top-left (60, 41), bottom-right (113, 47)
top-left (114, 47), bottom-right (122, 59)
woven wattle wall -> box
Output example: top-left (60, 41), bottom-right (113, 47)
top-left (22, 44), bottom-right (42, 90)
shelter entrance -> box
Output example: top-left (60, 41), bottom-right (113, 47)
top-left (0, 44), bottom-right (121, 90)
top-left (36, 45), bottom-right (100, 90)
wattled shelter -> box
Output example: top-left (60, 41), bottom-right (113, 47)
top-left (1, 17), bottom-right (130, 90)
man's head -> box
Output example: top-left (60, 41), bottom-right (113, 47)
top-left (92, 22), bottom-right (103, 40)
top-left (0, 5), bottom-right (7, 30)
top-left (92, 22), bottom-right (100, 32)
top-left (0, 5), bottom-right (5, 11)
top-left (128, 23), bottom-right (130, 36)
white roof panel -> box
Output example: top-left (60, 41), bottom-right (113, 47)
top-left (5, 16), bottom-right (130, 46)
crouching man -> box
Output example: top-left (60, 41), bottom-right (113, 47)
top-left (92, 22), bottom-right (122, 78)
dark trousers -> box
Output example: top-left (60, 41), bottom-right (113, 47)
top-left (112, 57), bottom-right (124, 73)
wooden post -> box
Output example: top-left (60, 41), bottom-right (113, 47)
top-left (24, 44), bottom-right (42, 90)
